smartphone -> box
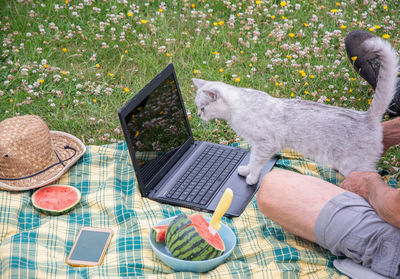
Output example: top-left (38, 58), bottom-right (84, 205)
top-left (66, 227), bottom-right (113, 267)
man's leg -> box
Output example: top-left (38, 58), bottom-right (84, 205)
top-left (257, 168), bottom-right (400, 278)
top-left (256, 168), bottom-right (345, 243)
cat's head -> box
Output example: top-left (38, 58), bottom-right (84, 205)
top-left (193, 79), bottom-right (231, 121)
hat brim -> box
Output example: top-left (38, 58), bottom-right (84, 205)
top-left (0, 131), bottom-right (86, 191)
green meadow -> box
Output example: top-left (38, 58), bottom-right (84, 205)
top-left (0, 0), bottom-right (398, 172)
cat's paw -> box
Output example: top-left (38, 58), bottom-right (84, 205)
top-left (245, 174), bottom-right (259, 185)
top-left (237, 165), bottom-right (250, 176)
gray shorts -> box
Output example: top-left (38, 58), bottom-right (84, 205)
top-left (315, 191), bottom-right (400, 278)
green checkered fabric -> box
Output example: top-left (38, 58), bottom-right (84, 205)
top-left (1, 142), bottom-right (397, 278)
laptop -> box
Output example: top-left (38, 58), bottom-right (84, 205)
top-left (118, 63), bottom-right (277, 217)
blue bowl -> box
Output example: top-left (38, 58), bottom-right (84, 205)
top-left (149, 216), bottom-right (236, 273)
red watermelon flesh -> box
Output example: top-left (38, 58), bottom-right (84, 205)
top-left (31, 185), bottom-right (81, 215)
top-left (152, 225), bottom-right (168, 243)
top-left (189, 213), bottom-right (225, 251)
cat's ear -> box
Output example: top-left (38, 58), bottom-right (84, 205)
top-left (204, 88), bottom-right (220, 101)
top-left (192, 78), bottom-right (208, 89)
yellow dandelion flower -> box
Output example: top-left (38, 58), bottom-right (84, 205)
top-left (135, 131), bottom-right (140, 137)
top-left (286, 55), bottom-right (292, 59)
top-left (357, 98), bottom-right (361, 101)
top-left (340, 25), bottom-right (346, 30)
top-left (127, 12), bottom-right (133, 17)
top-left (331, 9), bottom-right (338, 13)
top-left (271, 15), bottom-right (275, 19)
top-left (290, 92), bottom-right (294, 97)
top-left (9, 99), bottom-right (13, 102)
top-left (39, 79), bottom-right (44, 84)
top-left (93, 99), bottom-right (97, 103)
top-left (124, 88), bottom-right (130, 93)
top-left (218, 21), bottom-right (224, 26)
top-left (288, 33), bottom-right (295, 38)
top-left (234, 77), bottom-right (240, 83)
top-left (280, 1), bottom-right (287, 7)
top-left (374, 25), bottom-right (381, 29)
top-left (96, 64), bottom-right (100, 68)
top-left (65, 0), bottom-right (69, 4)
top-left (305, 91), bottom-right (309, 95)
top-left (219, 68), bottom-right (224, 73)
top-left (62, 48), bottom-right (67, 53)
top-left (304, 23), bottom-right (309, 27)
top-left (281, 16), bottom-right (287, 20)
top-left (305, 82), bottom-right (309, 86)
top-left (336, 2), bottom-right (340, 6)
top-left (141, 19), bottom-right (147, 24)
top-left (275, 82), bottom-right (279, 86)
top-left (382, 34), bottom-right (390, 39)
top-left (326, 98), bottom-right (330, 102)
top-left (108, 73), bottom-right (114, 77)
top-left (350, 78), bottom-right (356, 81)
top-left (212, 51), bottom-right (218, 55)
top-left (310, 75), bottom-right (315, 79)
top-left (166, 52), bottom-right (170, 57)
top-left (349, 89), bottom-right (353, 93)
top-left (159, 8), bottom-right (163, 12)
top-left (369, 27), bottom-right (375, 32)
top-left (62, 71), bottom-right (67, 75)
top-left (383, 6), bottom-right (388, 10)
top-left (213, 22), bottom-right (218, 26)
top-left (43, 64), bottom-right (48, 68)
top-left (191, 3), bottom-right (195, 8)
top-left (193, 69), bottom-right (199, 74)
top-left (237, 13), bottom-right (241, 17)
top-left (368, 99), bottom-right (372, 105)
top-left (256, 0), bottom-right (261, 4)
top-left (351, 56), bottom-right (357, 61)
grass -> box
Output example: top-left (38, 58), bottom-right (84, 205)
top-left (0, 0), bottom-right (399, 173)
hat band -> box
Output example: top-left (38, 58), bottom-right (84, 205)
top-left (0, 145), bottom-right (77, 181)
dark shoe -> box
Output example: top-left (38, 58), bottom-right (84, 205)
top-left (387, 81), bottom-right (400, 117)
top-left (345, 29), bottom-right (400, 117)
top-left (345, 29), bottom-right (380, 89)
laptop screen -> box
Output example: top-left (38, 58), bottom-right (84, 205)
top-left (124, 73), bottom-right (191, 186)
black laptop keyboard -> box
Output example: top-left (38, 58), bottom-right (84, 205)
top-left (166, 146), bottom-right (247, 206)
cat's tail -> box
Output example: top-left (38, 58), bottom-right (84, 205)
top-left (366, 37), bottom-right (399, 121)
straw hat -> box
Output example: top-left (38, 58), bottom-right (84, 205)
top-left (0, 115), bottom-right (86, 191)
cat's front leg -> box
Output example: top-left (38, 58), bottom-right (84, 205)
top-left (238, 146), bottom-right (276, 185)
top-left (237, 165), bottom-right (250, 176)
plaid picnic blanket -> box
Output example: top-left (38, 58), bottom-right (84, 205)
top-left (1, 142), bottom-right (398, 278)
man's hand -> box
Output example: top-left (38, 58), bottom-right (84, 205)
top-left (339, 171), bottom-right (379, 199)
top-left (340, 171), bottom-right (400, 228)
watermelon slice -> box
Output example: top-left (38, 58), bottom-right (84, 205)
top-left (165, 213), bottom-right (225, 261)
top-left (31, 185), bottom-right (81, 216)
top-left (152, 225), bottom-right (168, 243)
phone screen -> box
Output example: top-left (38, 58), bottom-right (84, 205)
top-left (67, 228), bottom-right (113, 266)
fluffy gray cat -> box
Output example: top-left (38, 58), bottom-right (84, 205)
top-left (193, 37), bottom-right (398, 185)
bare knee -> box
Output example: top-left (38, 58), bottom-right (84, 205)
top-left (256, 169), bottom-right (288, 216)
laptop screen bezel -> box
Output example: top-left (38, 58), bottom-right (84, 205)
top-left (118, 63), bottom-right (195, 196)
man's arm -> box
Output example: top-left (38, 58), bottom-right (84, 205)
top-left (340, 171), bottom-right (400, 228)
top-left (382, 117), bottom-right (400, 153)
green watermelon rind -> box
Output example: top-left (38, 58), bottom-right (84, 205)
top-left (165, 213), bottom-right (191, 244)
top-left (31, 185), bottom-right (81, 216)
top-left (165, 213), bottom-right (225, 261)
